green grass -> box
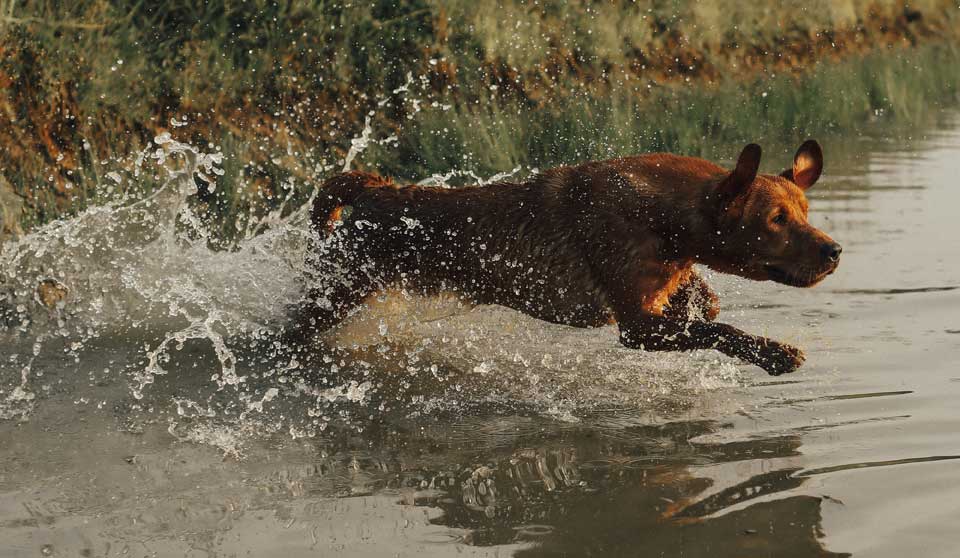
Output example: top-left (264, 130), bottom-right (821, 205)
top-left (370, 42), bottom-right (960, 179)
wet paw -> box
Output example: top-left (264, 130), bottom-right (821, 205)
top-left (755, 339), bottom-right (805, 375)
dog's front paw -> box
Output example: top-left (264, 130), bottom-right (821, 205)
top-left (754, 339), bottom-right (805, 375)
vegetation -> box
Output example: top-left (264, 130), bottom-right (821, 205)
top-left (1, 0), bottom-right (958, 236)
top-left (376, 41), bottom-right (960, 178)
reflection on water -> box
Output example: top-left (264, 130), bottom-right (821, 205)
top-left (2, 402), bottom-right (844, 557)
top-left (3, 112), bottom-right (960, 556)
top-left (417, 422), bottom-right (840, 556)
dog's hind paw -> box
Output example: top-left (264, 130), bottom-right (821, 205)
top-left (754, 339), bottom-right (806, 375)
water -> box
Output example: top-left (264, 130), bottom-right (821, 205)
top-left (1, 110), bottom-right (959, 557)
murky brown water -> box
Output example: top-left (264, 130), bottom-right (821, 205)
top-left (2, 112), bottom-right (960, 557)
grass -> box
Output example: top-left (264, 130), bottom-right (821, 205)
top-left (371, 42), bottom-right (960, 179)
top-left (0, 0), bottom-right (958, 237)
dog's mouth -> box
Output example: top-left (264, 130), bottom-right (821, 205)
top-left (764, 263), bottom-right (837, 288)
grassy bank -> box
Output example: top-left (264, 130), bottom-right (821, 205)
top-left (376, 41), bottom-right (960, 179)
top-left (1, 1), bottom-right (959, 236)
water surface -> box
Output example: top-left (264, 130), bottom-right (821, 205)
top-left (1, 114), bottom-right (959, 557)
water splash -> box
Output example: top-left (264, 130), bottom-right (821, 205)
top-left (1, 132), bottom-right (311, 418)
top-left (0, 78), bottom-right (749, 451)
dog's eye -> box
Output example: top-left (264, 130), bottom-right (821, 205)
top-left (772, 212), bottom-right (787, 225)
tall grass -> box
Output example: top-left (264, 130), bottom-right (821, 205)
top-left (370, 42), bottom-right (960, 179)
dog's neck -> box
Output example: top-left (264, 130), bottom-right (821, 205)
top-left (643, 178), bottom-right (729, 265)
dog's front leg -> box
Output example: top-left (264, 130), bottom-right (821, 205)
top-left (595, 252), bottom-right (801, 374)
top-left (663, 271), bottom-right (720, 322)
top-left (618, 315), bottom-right (805, 375)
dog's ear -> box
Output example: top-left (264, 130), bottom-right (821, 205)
top-left (780, 140), bottom-right (823, 189)
top-left (716, 143), bottom-right (761, 203)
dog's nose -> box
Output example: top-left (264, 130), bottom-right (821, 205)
top-left (821, 242), bottom-right (842, 263)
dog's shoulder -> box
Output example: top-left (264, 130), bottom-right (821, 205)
top-left (608, 153), bottom-right (727, 183)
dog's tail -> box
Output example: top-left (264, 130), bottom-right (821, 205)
top-left (311, 170), bottom-right (393, 234)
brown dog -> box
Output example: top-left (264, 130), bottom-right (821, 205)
top-left (291, 141), bottom-right (840, 374)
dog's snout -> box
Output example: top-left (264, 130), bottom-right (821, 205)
top-left (821, 242), bottom-right (842, 263)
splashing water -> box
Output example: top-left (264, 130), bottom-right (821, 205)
top-left (0, 87), bottom-right (748, 451)
top-left (1, 134), bottom-right (310, 421)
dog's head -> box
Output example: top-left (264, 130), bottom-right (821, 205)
top-left (710, 140), bottom-right (841, 287)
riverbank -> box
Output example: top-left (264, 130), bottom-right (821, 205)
top-left (0, 1), bottom-right (958, 234)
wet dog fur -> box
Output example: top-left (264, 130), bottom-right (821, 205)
top-left (290, 141), bottom-right (841, 375)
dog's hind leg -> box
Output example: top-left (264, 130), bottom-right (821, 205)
top-left (663, 271), bottom-right (720, 322)
top-left (284, 271), bottom-right (375, 346)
